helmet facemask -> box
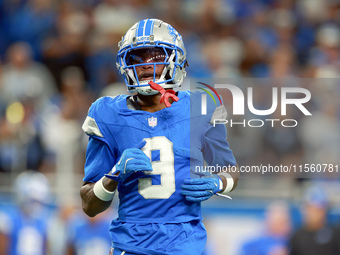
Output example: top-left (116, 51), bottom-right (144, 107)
top-left (117, 19), bottom-right (187, 95)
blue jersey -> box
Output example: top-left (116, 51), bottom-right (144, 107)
top-left (82, 90), bottom-right (236, 254)
top-left (67, 211), bottom-right (113, 255)
top-left (240, 236), bottom-right (289, 255)
top-left (0, 206), bottom-right (48, 255)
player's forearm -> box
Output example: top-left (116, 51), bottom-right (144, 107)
top-left (80, 178), bottom-right (118, 217)
top-left (217, 164), bottom-right (240, 192)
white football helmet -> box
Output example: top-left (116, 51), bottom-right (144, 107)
top-left (14, 171), bottom-right (51, 217)
top-left (116, 19), bottom-right (187, 95)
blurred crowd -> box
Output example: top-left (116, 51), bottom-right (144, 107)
top-left (0, 0), bottom-right (339, 174)
top-left (0, 0), bottom-right (340, 254)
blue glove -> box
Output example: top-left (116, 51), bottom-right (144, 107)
top-left (181, 175), bottom-right (222, 202)
top-left (105, 140), bottom-right (152, 182)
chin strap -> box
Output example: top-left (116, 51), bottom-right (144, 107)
top-left (149, 81), bottom-right (179, 107)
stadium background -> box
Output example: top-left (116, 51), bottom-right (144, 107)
top-left (0, 0), bottom-right (340, 254)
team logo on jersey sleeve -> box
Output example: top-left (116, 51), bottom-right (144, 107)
top-left (148, 117), bottom-right (157, 127)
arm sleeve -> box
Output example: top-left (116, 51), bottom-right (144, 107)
top-left (203, 124), bottom-right (236, 167)
top-left (201, 91), bottom-right (236, 167)
top-left (83, 136), bottom-right (117, 183)
top-left (82, 99), bottom-right (117, 183)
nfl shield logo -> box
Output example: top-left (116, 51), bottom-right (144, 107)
top-left (148, 117), bottom-right (157, 127)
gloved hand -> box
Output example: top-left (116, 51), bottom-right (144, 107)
top-left (105, 140), bottom-right (152, 182)
top-left (181, 175), bottom-right (222, 202)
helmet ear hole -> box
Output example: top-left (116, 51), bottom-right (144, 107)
top-left (165, 71), bottom-right (173, 84)
top-left (127, 76), bottom-right (134, 86)
top-left (166, 48), bottom-right (174, 60)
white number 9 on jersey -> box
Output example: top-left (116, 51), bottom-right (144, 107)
top-left (138, 136), bottom-right (175, 199)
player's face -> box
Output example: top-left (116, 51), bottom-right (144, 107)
top-left (126, 47), bottom-right (168, 82)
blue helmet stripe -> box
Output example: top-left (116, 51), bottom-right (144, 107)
top-left (137, 20), bottom-right (146, 37)
top-left (144, 19), bottom-right (153, 36)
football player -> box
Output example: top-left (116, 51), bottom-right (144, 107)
top-left (80, 19), bottom-right (239, 255)
top-left (0, 171), bottom-right (51, 255)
